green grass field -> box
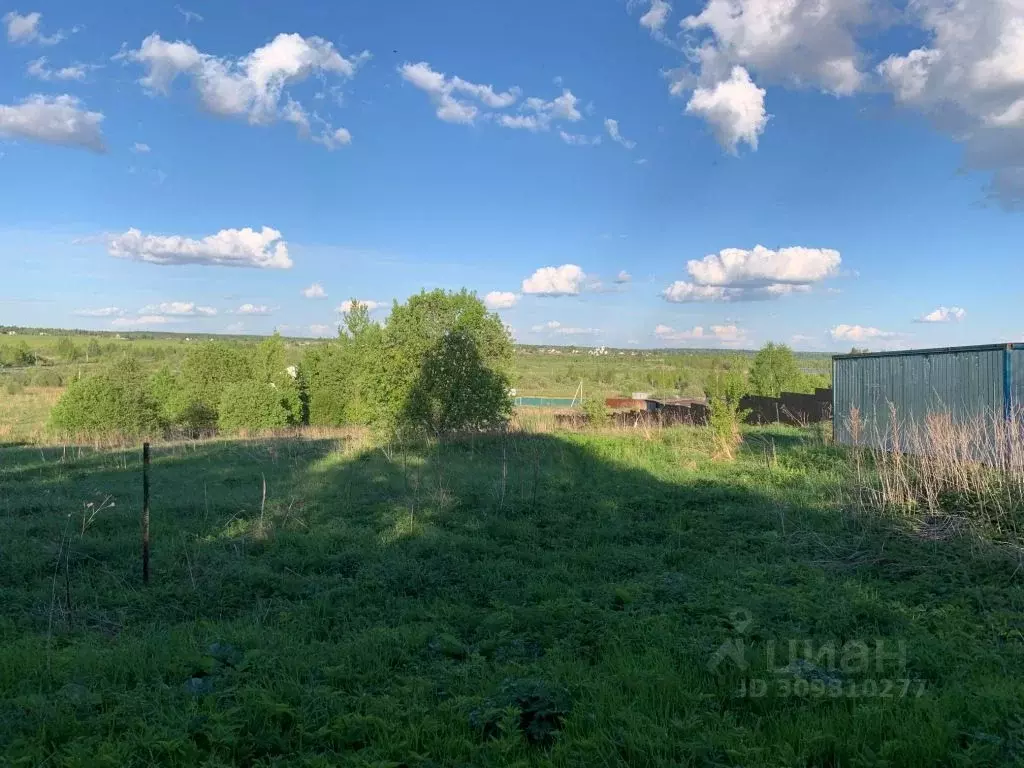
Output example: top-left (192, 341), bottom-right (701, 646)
top-left (3, 427), bottom-right (1023, 765)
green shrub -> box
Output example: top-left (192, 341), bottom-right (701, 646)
top-left (49, 357), bottom-right (161, 436)
top-left (581, 395), bottom-right (610, 427)
top-left (218, 381), bottom-right (291, 432)
top-left (705, 370), bottom-right (750, 460)
top-left (180, 342), bottom-right (253, 417)
top-left (5, 379), bottom-right (24, 396)
top-left (31, 369), bottom-right (63, 387)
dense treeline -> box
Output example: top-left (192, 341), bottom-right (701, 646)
top-left (46, 290), bottom-right (515, 438)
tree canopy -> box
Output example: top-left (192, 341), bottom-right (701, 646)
top-left (749, 342), bottom-right (802, 398)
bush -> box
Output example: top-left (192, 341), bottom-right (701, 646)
top-left (49, 357), bottom-right (161, 436)
top-left (581, 396), bottom-right (610, 428)
top-left (180, 342), bottom-right (253, 417)
top-left (5, 379), bottom-right (24, 396)
top-left (31, 369), bottom-right (63, 387)
top-left (705, 370), bottom-right (750, 460)
top-left (218, 381), bottom-right (291, 432)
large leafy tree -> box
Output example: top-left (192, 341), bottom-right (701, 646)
top-left (302, 302), bottom-right (382, 426)
top-left (373, 289), bottom-right (513, 434)
top-left (749, 342), bottom-right (802, 398)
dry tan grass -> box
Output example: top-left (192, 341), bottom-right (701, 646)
top-left (845, 405), bottom-right (1024, 536)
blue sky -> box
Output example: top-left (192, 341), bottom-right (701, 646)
top-left (1, 0), bottom-right (1022, 350)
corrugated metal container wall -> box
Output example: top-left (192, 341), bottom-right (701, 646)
top-left (833, 346), bottom-right (1007, 449)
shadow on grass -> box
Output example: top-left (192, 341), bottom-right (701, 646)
top-left (2, 430), bottom-right (1024, 765)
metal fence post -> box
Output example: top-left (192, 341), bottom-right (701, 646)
top-left (142, 442), bottom-right (150, 585)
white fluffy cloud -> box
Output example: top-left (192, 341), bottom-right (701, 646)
top-left (499, 90), bottom-right (583, 132)
top-left (399, 61), bottom-right (585, 137)
top-left (878, 0), bottom-right (1024, 205)
top-left (0, 95), bottom-right (105, 152)
top-left (830, 324), bottom-right (898, 342)
top-left (302, 283), bottom-right (327, 299)
top-left (522, 264), bottom-right (586, 296)
top-left (123, 33), bottom-right (366, 146)
top-left (484, 291), bottom-right (518, 310)
top-left (918, 306), bottom-right (966, 323)
top-left (3, 10), bottom-right (65, 45)
top-left (309, 323), bottom-right (333, 336)
top-left (667, 0), bottom-right (868, 153)
top-left (140, 301), bottom-right (217, 317)
top-left (399, 61), bottom-right (520, 125)
top-left (654, 323), bottom-right (745, 344)
top-left (615, 270), bottom-right (632, 283)
top-left (338, 299), bottom-right (383, 313)
top-left (640, 0), bottom-right (672, 34)
top-left (688, 245), bottom-right (841, 285)
top-left (108, 226), bottom-right (292, 269)
top-left (235, 303), bottom-right (271, 315)
top-left (662, 282), bottom-right (731, 302)
top-left (531, 320), bottom-right (599, 335)
top-left (663, 245), bottom-right (840, 302)
top-left (131, 142), bottom-right (151, 153)
top-left (604, 118), bottom-right (636, 149)
top-left (681, 0), bottom-right (869, 95)
top-left (26, 57), bottom-right (87, 81)
top-left (74, 307), bottom-right (124, 317)
top-left (684, 67), bottom-right (767, 153)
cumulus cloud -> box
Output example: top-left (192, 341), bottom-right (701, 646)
top-left (399, 61), bottom-right (520, 125)
top-left (615, 270), bottom-right (632, 283)
top-left (654, 323), bottom-right (745, 344)
top-left (484, 291), bottom-right (518, 310)
top-left (640, 0), bottom-right (672, 34)
top-left (604, 118), bottom-right (636, 149)
top-left (877, 0), bottom-right (1024, 206)
top-left (522, 264), bottom-right (586, 296)
top-left (830, 324), bottom-right (898, 342)
top-left (0, 95), bottom-right (105, 152)
top-left (235, 303), bottom-right (271, 315)
top-left (531, 320), bottom-right (600, 335)
top-left (107, 226), bottom-right (292, 269)
top-left (26, 57), bottom-right (88, 81)
top-left (338, 299), bottom-right (383, 313)
top-left (74, 307), bottom-right (124, 317)
top-left (917, 306), bottom-right (966, 323)
top-left (302, 283), bottom-right (327, 299)
top-left (122, 33), bottom-right (366, 147)
top-left (679, 0), bottom-right (869, 96)
top-left (688, 245), bottom-right (841, 285)
top-left (684, 66), bottom-right (767, 153)
top-left (3, 10), bottom-right (66, 45)
top-left (139, 301), bottom-right (217, 317)
top-left (662, 282), bottom-right (731, 302)
top-left (663, 245), bottom-right (840, 302)
top-left (131, 142), bottom-right (151, 153)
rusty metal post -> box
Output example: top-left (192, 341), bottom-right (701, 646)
top-left (142, 442), bottom-right (150, 585)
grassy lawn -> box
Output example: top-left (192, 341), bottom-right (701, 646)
top-left (2, 427), bottom-right (1023, 765)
